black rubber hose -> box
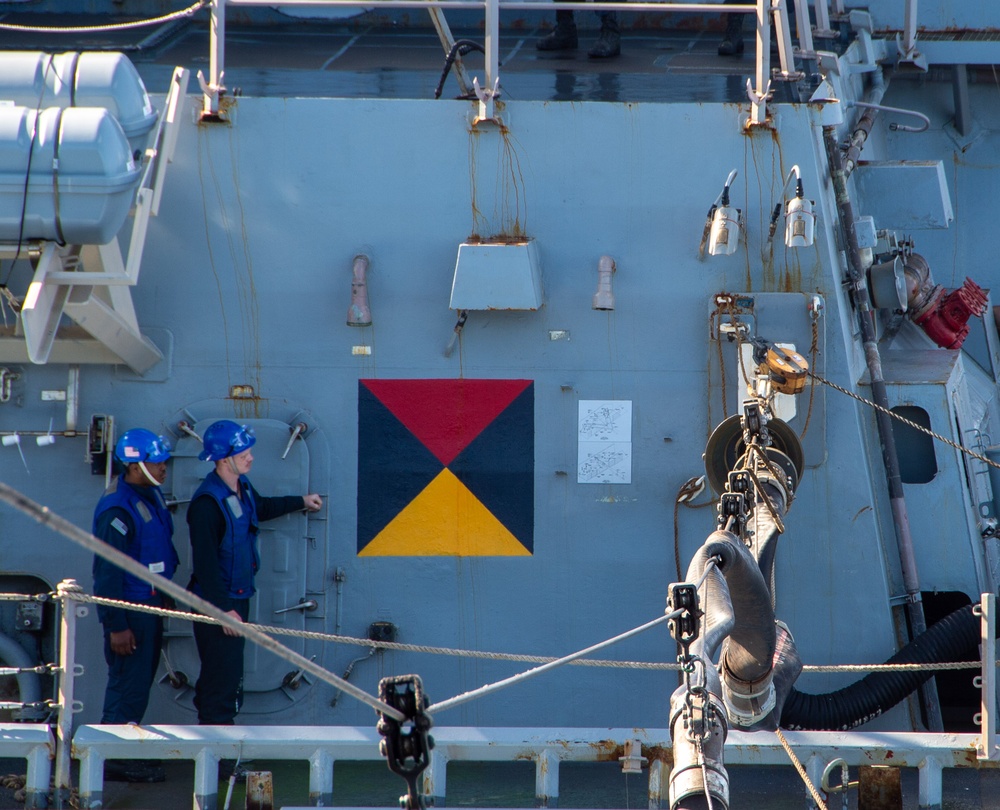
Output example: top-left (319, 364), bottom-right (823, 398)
top-left (433, 40), bottom-right (486, 100)
top-left (780, 604), bottom-right (980, 731)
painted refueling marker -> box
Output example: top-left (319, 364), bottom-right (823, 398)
top-left (352, 346), bottom-right (372, 356)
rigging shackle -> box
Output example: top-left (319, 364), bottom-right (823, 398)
top-left (376, 674), bottom-right (435, 810)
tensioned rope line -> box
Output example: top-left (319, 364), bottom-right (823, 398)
top-left (775, 728), bottom-right (829, 810)
top-left (0, 481), bottom-right (406, 722)
top-left (718, 309), bottom-right (997, 473)
top-left (68, 591), bottom-right (684, 670)
top-left (0, 477), bottom-right (990, 723)
top-left (57, 592), bottom-right (992, 674)
top-left (427, 611), bottom-right (683, 714)
top-left (2, 482), bottom-right (735, 719)
top-left (0, 0), bottom-right (207, 33)
top-left (808, 368), bottom-right (1000, 471)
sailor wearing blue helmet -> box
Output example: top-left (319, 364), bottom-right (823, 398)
top-left (92, 428), bottom-right (178, 782)
top-left (186, 419), bottom-right (322, 725)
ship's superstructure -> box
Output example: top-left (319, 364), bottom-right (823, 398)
top-left (1, 1), bottom-right (1000, 807)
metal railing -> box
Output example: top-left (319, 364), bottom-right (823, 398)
top-left (15, 586), bottom-right (996, 809)
top-left (200, 0), bottom-right (839, 123)
top-left (0, 584), bottom-right (995, 807)
top-left (66, 725), bottom-right (999, 810)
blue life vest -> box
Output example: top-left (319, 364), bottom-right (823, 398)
top-left (192, 471), bottom-right (260, 598)
top-left (93, 477), bottom-right (177, 601)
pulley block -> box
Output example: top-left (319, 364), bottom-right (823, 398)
top-left (704, 414), bottom-right (804, 497)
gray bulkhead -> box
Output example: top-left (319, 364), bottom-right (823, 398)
top-left (0, 0), bottom-right (999, 735)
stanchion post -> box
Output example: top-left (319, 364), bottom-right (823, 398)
top-left (54, 579), bottom-right (86, 809)
top-left (977, 592), bottom-right (997, 760)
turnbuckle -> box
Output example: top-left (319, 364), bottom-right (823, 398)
top-left (376, 675), bottom-right (435, 809)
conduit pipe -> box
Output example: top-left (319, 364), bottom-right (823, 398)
top-left (0, 631), bottom-right (44, 721)
top-left (843, 69), bottom-right (885, 178)
top-left (669, 545), bottom-right (732, 810)
top-left (670, 440), bottom-right (801, 808)
top-left (822, 117), bottom-right (943, 731)
top-left (781, 603), bottom-right (979, 730)
top-left (709, 531), bottom-right (778, 726)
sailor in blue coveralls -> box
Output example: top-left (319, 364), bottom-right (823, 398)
top-left (187, 420), bottom-right (322, 725)
top-left (92, 428), bottom-right (178, 782)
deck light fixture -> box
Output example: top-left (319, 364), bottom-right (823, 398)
top-left (707, 170), bottom-right (741, 257)
top-left (782, 165), bottom-right (815, 248)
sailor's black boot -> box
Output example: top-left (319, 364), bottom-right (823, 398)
top-left (718, 13), bottom-right (745, 56)
top-left (536, 10), bottom-right (579, 51)
top-left (588, 13), bottom-right (621, 59)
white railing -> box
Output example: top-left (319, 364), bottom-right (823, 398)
top-left (67, 724), bottom-right (996, 810)
top-left (49, 593), bottom-right (1000, 809)
top-left (0, 590), bottom-right (993, 808)
top-left (200, 0), bottom-right (838, 123)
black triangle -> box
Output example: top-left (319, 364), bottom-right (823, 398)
top-left (357, 382), bottom-right (443, 552)
top-left (450, 385), bottom-right (534, 552)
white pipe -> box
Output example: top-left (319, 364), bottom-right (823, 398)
top-left (814, 0), bottom-right (832, 36)
top-left (902, 0), bottom-right (918, 59)
top-left (793, 0), bottom-right (814, 55)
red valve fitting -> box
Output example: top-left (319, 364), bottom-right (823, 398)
top-left (911, 278), bottom-right (987, 349)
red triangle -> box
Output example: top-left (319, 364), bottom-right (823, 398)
top-left (361, 379), bottom-right (531, 465)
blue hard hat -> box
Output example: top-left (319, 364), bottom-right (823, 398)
top-left (115, 428), bottom-right (172, 465)
top-left (199, 420), bottom-right (256, 461)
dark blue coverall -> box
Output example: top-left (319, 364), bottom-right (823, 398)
top-left (92, 477), bottom-right (177, 723)
top-left (187, 470), bottom-right (305, 724)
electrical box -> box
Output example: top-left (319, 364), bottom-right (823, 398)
top-left (16, 601), bottom-right (43, 632)
top-left (88, 414), bottom-right (112, 475)
top-left (450, 239), bottom-right (543, 311)
top-left (368, 621), bottom-right (397, 643)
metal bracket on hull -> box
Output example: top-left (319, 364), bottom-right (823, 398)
top-left (3, 67), bottom-right (190, 375)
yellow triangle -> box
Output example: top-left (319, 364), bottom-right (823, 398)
top-left (359, 468), bottom-right (531, 556)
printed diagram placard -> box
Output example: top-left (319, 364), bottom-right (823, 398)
top-left (578, 400), bottom-right (632, 484)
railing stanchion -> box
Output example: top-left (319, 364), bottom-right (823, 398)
top-left (54, 580), bottom-right (85, 809)
top-left (750, 0), bottom-right (770, 124)
top-left (204, 0), bottom-right (226, 117)
top-left (813, 0), bottom-right (834, 37)
top-left (977, 592), bottom-right (997, 760)
top-left (481, 0), bottom-right (499, 121)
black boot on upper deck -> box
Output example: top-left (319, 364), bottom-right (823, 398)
top-left (536, 11), bottom-right (579, 51)
top-left (588, 14), bottom-right (621, 59)
top-left (718, 14), bottom-right (745, 56)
